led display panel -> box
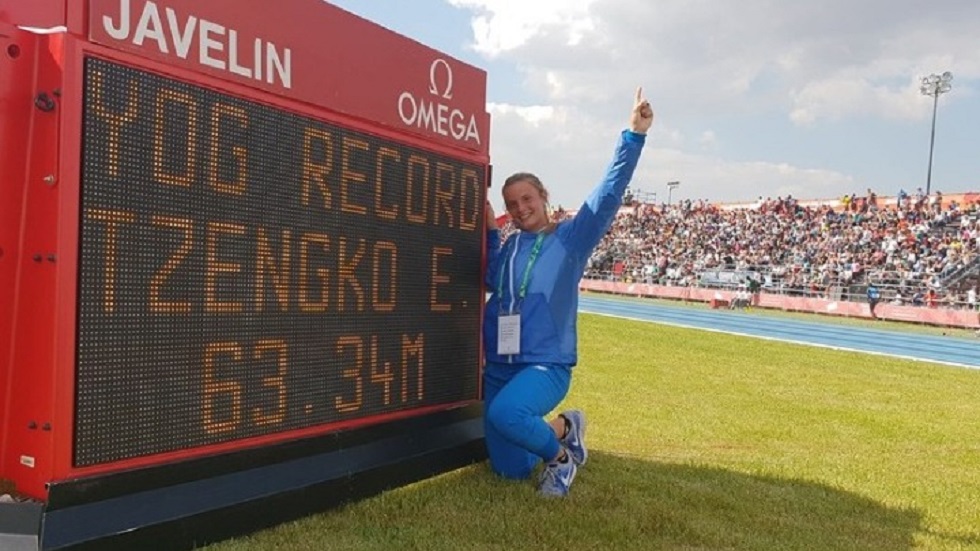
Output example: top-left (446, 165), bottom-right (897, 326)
top-left (75, 58), bottom-right (484, 466)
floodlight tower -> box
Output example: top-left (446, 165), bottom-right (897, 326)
top-left (919, 71), bottom-right (952, 196)
top-left (666, 181), bottom-right (681, 205)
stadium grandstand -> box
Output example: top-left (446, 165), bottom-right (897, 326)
top-left (498, 189), bottom-right (980, 328)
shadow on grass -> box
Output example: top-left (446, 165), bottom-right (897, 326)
top-left (559, 451), bottom-right (922, 551)
top-left (207, 451), bottom-right (925, 551)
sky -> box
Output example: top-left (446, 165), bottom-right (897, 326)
top-left (327, 0), bottom-right (979, 211)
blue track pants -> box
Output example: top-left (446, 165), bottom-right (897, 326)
top-left (483, 361), bottom-right (571, 479)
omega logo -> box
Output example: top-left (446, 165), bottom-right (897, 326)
top-left (398, 58), bottom-right (480, 145)
top-left (428, 58), bottom-right (453, 100)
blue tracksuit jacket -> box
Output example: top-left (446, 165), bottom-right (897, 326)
top-left (483, 130), bottom-right (646, 366)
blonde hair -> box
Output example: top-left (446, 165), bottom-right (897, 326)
top-left (502, 172), bottom-right (550, 204)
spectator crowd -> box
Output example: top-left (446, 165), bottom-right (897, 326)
top-left (498, 189), bottom-right (980, 310)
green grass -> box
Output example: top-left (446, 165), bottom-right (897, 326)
top-left (204, 314), bottom-right (980, 551)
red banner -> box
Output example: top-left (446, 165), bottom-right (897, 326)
top-left (88, 0), bottom-right (490, 154)
top-left (579, 280), bottom-right (980, 329)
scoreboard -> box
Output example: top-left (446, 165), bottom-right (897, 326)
top-left (76, 58), bottom-right (483, 466)
top-left (0, 0), bottom-right (489, 547)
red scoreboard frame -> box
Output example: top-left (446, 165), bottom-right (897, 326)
top-left (1, 0), bottom-right (489, 547)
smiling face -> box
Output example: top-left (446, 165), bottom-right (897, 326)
top-left (503, 175), bottom-right (549, 233)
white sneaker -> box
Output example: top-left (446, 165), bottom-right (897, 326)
top-left (538, 451), bottom-right (577, 497)
top-left (560, 410), bottom-right (588, 466)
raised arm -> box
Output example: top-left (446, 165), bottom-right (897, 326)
top-left (565, 87), bottom-right (654, 254)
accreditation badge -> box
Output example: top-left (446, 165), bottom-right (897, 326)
top-left (497, 313), bottom-right (521, 355)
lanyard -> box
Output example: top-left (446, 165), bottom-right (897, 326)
top-left (497, 232), bottom-right (546, 305)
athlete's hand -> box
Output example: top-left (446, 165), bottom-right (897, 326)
top-left (630, 87), bottom-right (654, 135)
top-left (485, 201), bottom-right (498, 230)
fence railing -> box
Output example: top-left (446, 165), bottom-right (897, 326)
top-left (579, 278), bottom-right (980, 329)
top-left (582, 266), bottom-right (978, 311)
top-left (939, 255), bottom-right (980, 289)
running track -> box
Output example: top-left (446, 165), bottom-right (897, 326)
top-left (578, 294), bottom-right (980, 370)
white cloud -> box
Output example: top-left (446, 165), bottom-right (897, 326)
top-left (625, 150), bottom-right (855, 205)
top-left (446, 0), bottom-right (599, 56)
top-left (699, 130), bottom-right (717, 147)
top-left (487, 103), bottom-right (558, 126)
top-left (788, 75), bottom-right (928, 125)
top-left (450, 0), bottom-right (980, 206)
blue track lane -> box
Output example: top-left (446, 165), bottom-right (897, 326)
top-left (578, 294), bottom-right (980, 370)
